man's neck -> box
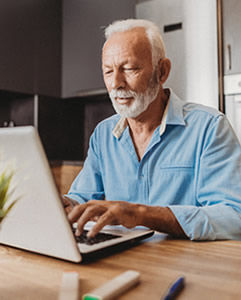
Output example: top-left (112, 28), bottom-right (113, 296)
top-left (127, 88), bottom-right (169, 161)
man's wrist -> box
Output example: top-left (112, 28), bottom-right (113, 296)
top-left (135, 204), bottom-right (186, 237)
top-left (135, 204), bottom-right (149, 226)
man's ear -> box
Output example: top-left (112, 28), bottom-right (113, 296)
top-left (158, 58), bottom-right (171, 84)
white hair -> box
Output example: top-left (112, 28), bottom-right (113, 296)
top-left (104, 19), bottom-right (166, 69)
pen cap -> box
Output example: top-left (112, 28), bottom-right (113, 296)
top-left (83, 270), bottom-right (140, 300)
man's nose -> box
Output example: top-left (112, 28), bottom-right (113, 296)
top-left (111, 70), bottom-right (126, 90)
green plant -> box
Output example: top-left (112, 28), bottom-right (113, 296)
top-left (0, 169), bottom-right (18, 222)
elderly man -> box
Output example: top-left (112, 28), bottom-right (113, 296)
top-left (65, 19), bottom-right (241, 240)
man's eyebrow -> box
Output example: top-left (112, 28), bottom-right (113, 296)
top-left (103, 60), bottom-right (139, 68)
top-left (102, 64), bottom-right (112, 68)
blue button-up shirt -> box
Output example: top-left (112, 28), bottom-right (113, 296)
top-left (68, 91), bottom-right (241, 240)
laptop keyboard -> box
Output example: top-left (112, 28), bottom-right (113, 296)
top-left (73, 229), bottom-right (121, 245)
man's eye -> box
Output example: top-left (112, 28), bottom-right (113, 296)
top-left (104, 70), bottom-right (113, 75)
top-left (124, 67), bottom-right (138, 72)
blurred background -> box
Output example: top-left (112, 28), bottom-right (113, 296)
top-left (0, 0), bottom-right (240, 167)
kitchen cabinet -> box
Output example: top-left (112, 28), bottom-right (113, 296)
top-left (0, 0), bottom-right (135, 98)
top-left (0, 1), bottom-right (135, 161)
top-left (222, 0), bottom-right (241, 75)
top-left (0, 91), bottom-right (115, 161)
top-left (0, 91), bottom-right (85, 160)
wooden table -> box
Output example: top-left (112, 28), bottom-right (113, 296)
top-left (0, 234), bottom-right (241, 300)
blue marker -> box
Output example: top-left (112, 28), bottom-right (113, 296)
top-left (163, 276), bottom-right (185, 300)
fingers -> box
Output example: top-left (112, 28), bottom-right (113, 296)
top-left (87, 210), bottom-right (115, 238)
top-left (68, 200), bottom-right (108, 236)
top-left (68, 203), bottom-right (87, 223)
top-left (67, 200), bottom-right (138, 239)
top-left (75, 205), bottom-right (106, 236)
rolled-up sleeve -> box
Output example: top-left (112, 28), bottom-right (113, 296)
top-left (169, 115), bottom-right (241, 240)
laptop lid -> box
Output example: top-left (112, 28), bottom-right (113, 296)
top-left (0, 126), bottom-right (81, 262)
top-left (0, 126), bottom-right (154, 262)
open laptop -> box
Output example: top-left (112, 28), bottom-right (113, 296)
top-left (0, 126), bottom-right (154, 262)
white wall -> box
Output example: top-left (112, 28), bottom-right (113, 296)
top-left (136, 0), bottom-right (219, 109)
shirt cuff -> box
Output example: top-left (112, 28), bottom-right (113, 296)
top-left (168, 205), bottom-right (216, 240)
top-left (169, 204), bottom-right (241, 240)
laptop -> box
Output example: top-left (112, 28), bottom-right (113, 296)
top-left (0, 126), bottom-right (154, 262)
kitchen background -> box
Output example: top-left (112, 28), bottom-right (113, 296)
top-left (0, 0), bottom-right (240, 165)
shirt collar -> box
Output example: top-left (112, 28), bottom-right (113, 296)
top-left (112, 117), bottom-right (128, 139)
top-left (112, 89), bottom-right (185, 139)
top-left (166, 89), bottom-right (186, 126)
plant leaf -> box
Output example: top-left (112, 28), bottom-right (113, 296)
top-left (1, 199), bottom-right (18, 219)
top-left (0, 170), bottom-right (13, 209)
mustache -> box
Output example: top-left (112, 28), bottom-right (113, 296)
top-left (109, 89), bottom-right (138, 99)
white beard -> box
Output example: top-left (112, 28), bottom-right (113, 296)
top-left (109, 73), bottom-right (160, 119)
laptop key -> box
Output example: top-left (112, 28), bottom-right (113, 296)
top-left (73, 229), bottom-right (121, 245)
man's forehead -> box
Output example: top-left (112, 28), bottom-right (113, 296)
top-left (104, 27), bottom-right (149, 47)
top-left (102, 28), bottom-right (152, 61)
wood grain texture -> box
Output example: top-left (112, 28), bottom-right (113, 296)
top-left (51, 164), bottom-right (82, 195)
top-left (0, 235), bottom-right (241, 299)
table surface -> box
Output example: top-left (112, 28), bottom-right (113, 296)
top-left (0, 233), bottom-right (241, 300)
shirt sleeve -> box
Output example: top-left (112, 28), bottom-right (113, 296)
top-left (66, 127), bottom-right (105, 203)
top-left (169, 114), bottom-right (241, 240)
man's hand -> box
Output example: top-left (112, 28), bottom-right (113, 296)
top-left (68, 200), bottom-right (187, 239)
top-left (61, 196), bottom-right (78, 214)
top-left (68, 200), bottom-right (142, 238)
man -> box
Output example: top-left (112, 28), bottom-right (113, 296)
top-left (65, 19), bottom-right (241, 240)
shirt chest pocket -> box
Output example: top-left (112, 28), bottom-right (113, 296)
top-left (149, 163), bottom-right (195, 206)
